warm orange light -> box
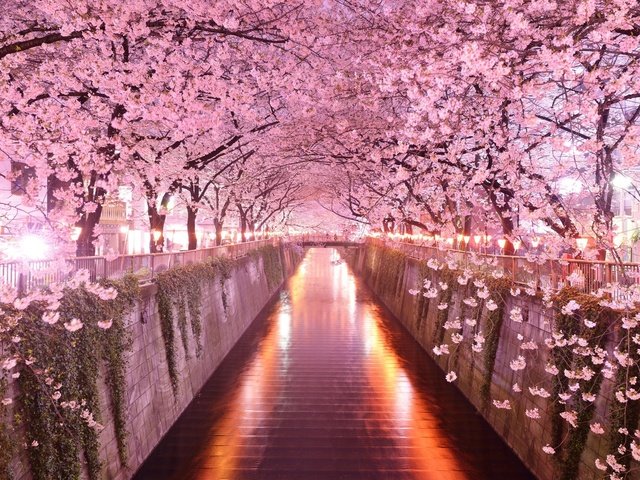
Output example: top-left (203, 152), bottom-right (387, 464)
top-left (152, 229), bottom-right (161, 241)
top-left (498, 238), bottom-right (507, 250)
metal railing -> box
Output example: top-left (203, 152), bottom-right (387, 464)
top-left (1, 239), bottom-right (276, 294)
top-left (371, 238), bottom-right (640, 295)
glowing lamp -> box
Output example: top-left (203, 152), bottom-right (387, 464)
top-left (152, 229), bottom-right (161, 242)
top-left (513, 239), bottom-right (521, 252)
top-left (498, 238), bottom-right (507, 250)
top-left (446, 237), bottom-right (454, 245)
top-left (474, 235), bottom-right (482, 244)
top-left (457, 233), bottom-right (464, 242)
top-left (531, 237), bottom-right (540, 248)
top-left (119, 225), bottom-right (129, 234)
top-left (612, 174), bottom-right (633, 189)
top-left (576, 237), bottom-right (589, 251)
top-left (486, 235), bottom-right (492, 242)
top-left (463, 235), bottom-right (470, 244)
top-left (434, 234), bottom-right (440, 242)
top-left (19, 235), bottom-right (50, 260)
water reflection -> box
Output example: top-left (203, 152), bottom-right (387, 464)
top-left (134, 248), bottom-right (533, 480)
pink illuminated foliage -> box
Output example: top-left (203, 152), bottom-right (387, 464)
top-left (2, 1), bottom-right (640, 478)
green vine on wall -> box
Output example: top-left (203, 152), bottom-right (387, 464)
top-left (251, 245), bottom-right (283, 292)
top-left (479, 277), bottom-right (510, 406)
top-left (414, 260), bottom-right (431, 333)
top-left (157, 246), bottom-right (283, 396)
top-left (375, 249), bottom-right (405, 298)
top-left (432, 268), bottom-right (455, 346)
top-left (155, 256), bottom-right (233, 395)
top-left (606, 312), bottom-right (640, 476)
top-left (5, 275), bottom-right (139, 480)
top-left (0, 378), bottom-right (13, 479)
top-left (550, 287), bottom-right (612, 480)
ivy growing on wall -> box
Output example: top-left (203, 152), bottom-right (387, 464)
top-left (157, 246), bottom-right (283, 396)
top-left (251, 245), bottom-right (283, 291)
top-left (414, 260), bottom-right (431, 334)
top-left (6, 275), bottom-right (139, 480)
top-left (479, 277), bottom-right (510, 406)
top-left (550, 287), bottom-right (612, 480)
top-left (155, 256), bottom-right (233, 395)
top-left (375, 249), bottom-right (405, 298)
top-left (0, 378), bottom-right (12, 479)
top-left (432, 268), bottom-right (455, 346)
top-left (608, 361), bottom-right (640, 474)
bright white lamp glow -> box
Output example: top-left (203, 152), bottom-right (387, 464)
top-left (557, 177), bottom-right (583, 194)
top-left (17, 235), bottom-right (50, 260)
top-left (612, 174), bottom-right (633, 189)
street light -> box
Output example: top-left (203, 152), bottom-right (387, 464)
top-left (498, 238), bottom-right (507, 252)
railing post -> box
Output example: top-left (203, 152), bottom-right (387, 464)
top-left (17, 271), bottom-right (25, 296)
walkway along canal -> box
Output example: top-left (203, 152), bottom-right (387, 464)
top-left (134, 248), bottom-right (534, 479)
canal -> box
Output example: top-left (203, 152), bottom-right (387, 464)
top-left (134, 248), bottom-right (534, 480)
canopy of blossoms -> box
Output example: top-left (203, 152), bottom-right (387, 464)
top-left (1, 1), bottom-right (640, 479)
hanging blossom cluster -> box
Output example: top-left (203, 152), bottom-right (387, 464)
top-left (408, 249), bottom-right (640, 477)
top-left (0, 269), bottom-right (118, 440)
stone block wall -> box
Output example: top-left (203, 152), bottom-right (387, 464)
top-left (346, 244), bottom-right (627, 480)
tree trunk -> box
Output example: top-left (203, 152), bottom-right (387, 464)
top-left (75, 206), bottom-right (103, 257)
top-left (239, 215), bottom-right (247, 242)
top-left (187, 206), bottom-right (198, 250)
top-left (214, 219), bottom-right (223, 246)
top-left (148, 205), bottom-right (167, 253)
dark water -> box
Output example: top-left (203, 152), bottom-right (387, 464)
top-left (134, 248), bottom-right (534, 480)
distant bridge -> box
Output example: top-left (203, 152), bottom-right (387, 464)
top-left (291, 235), bottom-right (364, 247)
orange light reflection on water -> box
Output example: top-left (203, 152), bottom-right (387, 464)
top-left (196, 248), bottom-right (467, 479)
